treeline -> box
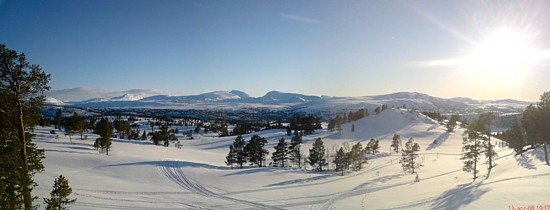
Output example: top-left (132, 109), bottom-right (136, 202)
top-left (496, 92), bottom-right (550, 165)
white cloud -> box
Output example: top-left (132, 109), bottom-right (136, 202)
top-left (281, 13), bottom-right (320, 24)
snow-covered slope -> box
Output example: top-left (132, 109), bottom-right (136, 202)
top-left (32, 108), bottom-right (550, 209)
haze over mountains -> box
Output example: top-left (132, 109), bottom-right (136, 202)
top-left (45, 88), bottom-right (531, 114)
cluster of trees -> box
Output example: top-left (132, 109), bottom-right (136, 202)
top-left (497, 92), bottom-right (550, 165)
top-left (225, 135), bottom-right (269, 168)
top-left (422, 111), bottom-right (446, 123)
top-left (334, 142), bottom-right (367, 176)
top-left (289, 116), bottom-right (322, 135)
top-left (327, 108), bottom-right (370, 131)
top-left (1, 44), bottom-right (74, 209)
top-left (94, 118), bottom-right (113, 155)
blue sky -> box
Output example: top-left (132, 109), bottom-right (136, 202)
top-left (1, 0), bottom-right (549, 100)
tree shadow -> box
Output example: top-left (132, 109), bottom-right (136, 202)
top-left (430, 182), bottom-right (488, 210)
top-left (354, 174), bottom-right (404, 190)
top-left (265, 174), bottom-right (331, 187)
top-left (426, 132), bottom-right (451, 150)
top-left (515, 154), bottom-right (537, 170)
top-left (102, 160), bottom-right (228, 170)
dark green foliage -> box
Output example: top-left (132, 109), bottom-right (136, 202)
top-left (308, 138), bottom-right (328, 171)
top-left (400, 138), bottom-right (422, 174)
top-left (0, 43), bottom-right (50, 209)
top-left (232, 135), bottom-right (247, 169)
top-left (289, 116), bottom-right (322, 135)
top-left (271, 138), bottom-right (289, 167)
top-left (225, 145), bottom-right (237, 169)
top-left (391, 134), bottom-right (401, 153)
top-left (151, 125), bottom-right (176, 147)
top-left (245, 135), bottom-right (269, 167)
top-left (96, 118), bottom-right (113, 155)
top-left (44, 175), bottom-right (76, 210)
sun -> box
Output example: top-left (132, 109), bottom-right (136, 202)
top-left (461, 27), bottom-right (537, 82)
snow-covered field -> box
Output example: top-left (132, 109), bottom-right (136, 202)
top-left (33, 109), bottom-right (550, 209)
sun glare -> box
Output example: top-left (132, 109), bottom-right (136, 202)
top-left (462, 27), bottom-right (537, 80)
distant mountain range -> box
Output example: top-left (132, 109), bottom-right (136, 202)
top-left (45, 89), bottom-right (532, 114)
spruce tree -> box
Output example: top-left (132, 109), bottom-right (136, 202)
top-left (308, 138), bottom-right (328, 171)
top-left (54, 110), bottom-right (63, 131)
top-left (0, 44), bottom-right (50, 209)
top-left (44, 175), bottom-right (76, 210)
top-left (271, 138), bottom-right (289, 167)
top-left (400, 138), bottom-right (422, 173)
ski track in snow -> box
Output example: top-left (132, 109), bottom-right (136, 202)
top-left (159, 160), bottom-right (283, 210)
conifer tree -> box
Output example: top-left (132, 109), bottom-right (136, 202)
top-left (308, 138), bottom-right (328, 171)
top-left (54, 110), bottom-right (63, 131)
top-left (446, 114), bottom-right (459, 132)
top-left (271, 138), bottom-right (289, 167)
top-left (44, 174), bottom-right (76, 210)
top-left (96, 118), bottom-right (113, 155)
top-left (245, 135), bottom-right (269, 167)
top-left (461, 126), bottom-right (482, 179)
top-left (400, 138), bottom-right (422, 173)
top-left (1, 44), bottom-right (50, 209)
top-left (233, 135), bottom-right (247, 169)
top-left (334, 147), bottom-right (347, 176)
top-left (351, 123), bottom-right (355, 132)
top-left (367, 138), bottom-right (380, 154)
top-left (289, 133), bottom-right (303, 168)
top-left (391, 134), bottom-right (401, 153)
top-left (350, 142), bottom-right (365, 171)
top-left (225, 145), bottom-right (237, 169)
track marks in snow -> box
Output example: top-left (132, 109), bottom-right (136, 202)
top-left (159, 160), bottom-right (282, 210)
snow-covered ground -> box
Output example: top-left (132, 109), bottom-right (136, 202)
top-left (32, 109), bottom-right (550, 209)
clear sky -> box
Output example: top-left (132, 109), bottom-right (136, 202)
top-left (1, 0), bottom-right (550, 100)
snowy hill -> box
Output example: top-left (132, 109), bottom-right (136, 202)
top-left (32, 108), bottom-right (550, 209)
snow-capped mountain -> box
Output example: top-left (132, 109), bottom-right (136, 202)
top-left (53, 89), bottom-right (531, 114)
top-left (111, 93), bottom-right (145, 101)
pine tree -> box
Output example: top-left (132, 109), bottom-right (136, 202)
top-left (350, 142), bottom-right (365, 171)
top-left (308, 138), bottom-right (328, 171)
top-left (391, 134), bottom-right (401, 153)
top-left (245, 135), bottom-right (269, 167)
top-left (233, 135), bottom-right (247, 169)
top-left (1, 44), bottom-right (50, 209)
top-left (334, 147), bottom-right (347, 176)
top-left (271, 138), bottom-right (289, 167)
top-left (44, 175), bottom-right (76, 210)
top-left (461, 126), bottom-right (483, 179)
top-left (367, 138), bottom-right (380, 154)
top-left (96, 118), bottom-right (113, 155)
top-left (225, 145), bottom-right (237, 169)
top-left (351, 123), bottom-right (355, 132)
top-left (54, 110), bottom-right (63, 131)
top-left (400, 138), bottom-right (422, 173)
top-left (289, 133), bottom-right (303, 168)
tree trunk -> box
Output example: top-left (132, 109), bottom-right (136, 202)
top-left (544, 143), bottom-right (549, 165)
top-left (17, 97), bottom-right (33, 209)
